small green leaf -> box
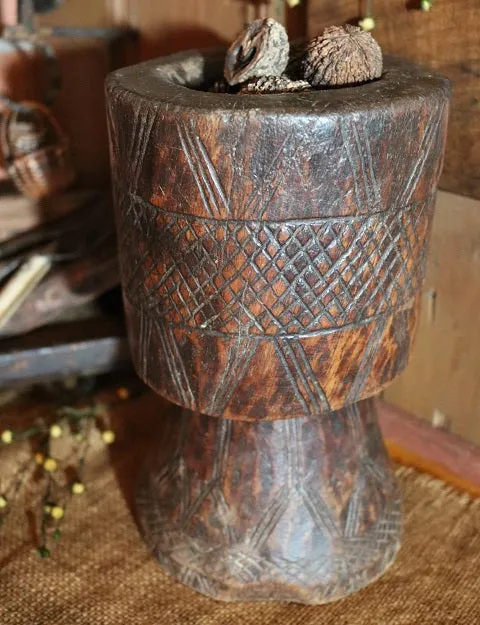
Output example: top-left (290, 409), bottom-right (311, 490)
top-left (52, 528), bottom-right (62, 541)
top-left (37, 546), bottom-right (51, 559)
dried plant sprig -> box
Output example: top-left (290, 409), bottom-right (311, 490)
top-left (240, 75), bottom-right (312, 94)
top-left (0, 380), bottom-right (136, 557)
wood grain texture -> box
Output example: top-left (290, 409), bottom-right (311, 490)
top-left (107, 51), bottom-right (450, 420)
top-left (385, 191), bottom-right (480, 444)
top-left (378, 400), bottom-right (480, 497)
top-left (137, 398), bottom-right (401, 603)
top-left (107, 50), bottom-right (450, 602)
top-left (307, 0), bottom-right (480, 200)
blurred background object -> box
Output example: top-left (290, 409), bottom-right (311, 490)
top-left (0, 0), bottom-right (138, 382)
top-left (0, 191), bottom-right (118, 336)
top-left (0, 3), bottom-right (138, 186)
top-left (0, 100), bottom-right (75, 199)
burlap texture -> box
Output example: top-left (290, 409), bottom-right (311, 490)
top-left (1, 392), bottom-right (480, 624)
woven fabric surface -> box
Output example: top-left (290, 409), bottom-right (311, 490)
top-left (1, 391), bottom-right (480, 625)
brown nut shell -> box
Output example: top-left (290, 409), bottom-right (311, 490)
top-left (224, 18), bottom-right (289, 86)
top-left (302, 25), bottom-right (383, 87)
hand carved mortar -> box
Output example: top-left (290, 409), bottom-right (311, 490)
top-left (106, 50), bottom-right (450, 603)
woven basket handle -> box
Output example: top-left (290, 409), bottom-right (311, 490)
top-left (0, 99), bottom-right (68, 168)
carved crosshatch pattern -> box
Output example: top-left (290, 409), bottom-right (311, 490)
top-left (137, 400), bottom-right (401, 603)
top-left (118, 195), bottom-right (433, 337)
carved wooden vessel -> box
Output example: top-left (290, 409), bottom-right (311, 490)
top-left (106, 50), bottom-right (450, 603)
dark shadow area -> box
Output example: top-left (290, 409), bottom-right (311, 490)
top-left (405, 0), bottom-right (422, 10)
top-left (344, 16), bottom-right (366, 26)
top-left (107, 389), bottom-right (182, 524)
top-left (286, 1), bottom-right (308, 40)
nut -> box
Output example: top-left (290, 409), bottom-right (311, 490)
top-left (302, 25), bottom-right (383, 87)
top-left (224, 18), bottom-right (289, 86)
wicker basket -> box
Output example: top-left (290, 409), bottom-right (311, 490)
top-left (0, 101), bottom-right (75, 200)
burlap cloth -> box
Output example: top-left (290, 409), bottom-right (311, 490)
top-left (1, 390), bottom-right (479, 624)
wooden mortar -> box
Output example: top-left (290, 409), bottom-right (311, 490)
top-left (106, 50), bottom-right (450, 603)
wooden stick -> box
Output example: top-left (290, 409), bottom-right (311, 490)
top-left (378, 399), bottom-right (480, 496)
top-left (0, 252), bottom-right (52, 329)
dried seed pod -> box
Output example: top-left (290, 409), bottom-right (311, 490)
top-left (302, 25), bottom-right (383, 87)
top-left (224, 18), bottom-right (289, 86)
top-left (285, 39), bottom-right (309, 80)
top-left (239, 75), bottom-right (312, 95)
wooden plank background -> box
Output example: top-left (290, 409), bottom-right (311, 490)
top-left (385, 191), bottom-right (480, 445)
top-left (38, 1), bottom-right (243, 56)
top-left (34, 0), bottom-right (306, 54)
top-left (307, 0), bottom-right (480, 201)
top-left (35, 1), bottom-right (290, 56)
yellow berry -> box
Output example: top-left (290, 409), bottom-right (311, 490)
top-left (43, 457), bottom-right (58, 472)
top-left (116, 387), bottom-right (130, 401)
top-left (1, 430), bottom-right (13, 444)
top-left (0, 495), bottom-right (8, 509)
top-left (71, 482), bottom-right (85, 495)
top-left (43, 504), bottom-right (52, 514)
top-left (50, 506), bottom-right (64, 520)
top-left (102, 430), bottom-right (115, 444)
top-left (49, 424), bottom-right (63, 439)
top-left (63, 376), bottom-right (77, 390)
top-left (359, 16), bottom-right (376, 31)
top-left (35, 452), bottom-right (45, 465)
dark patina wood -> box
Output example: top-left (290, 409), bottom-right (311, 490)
top-left (106, 50), bottom-right (450, 603)
top-left (137, 398), bottom-right (400, 603)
